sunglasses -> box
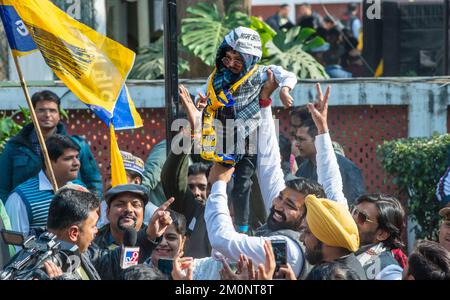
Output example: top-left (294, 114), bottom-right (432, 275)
top-left (351, 206), bottom-right (377, 225)
top-left (221, 56), bottom-right (243, 68)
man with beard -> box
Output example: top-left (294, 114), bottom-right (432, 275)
top-left (204, 83), bottom-right (351, 279)
top-left (352, 194), bottom-right (406, 280)
top-left (94, 184), bottom-right (150, 250)
top-left (300, 194), bottom-right (366, 280)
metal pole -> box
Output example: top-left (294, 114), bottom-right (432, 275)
top-left (444, 0), bottom-right (449, 75)
top-left (163, 0), bottom-right (178, 154)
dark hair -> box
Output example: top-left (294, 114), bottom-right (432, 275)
top-left (126, 170), bottom-right (143, 181)
top-left (298, 116), bottom-right (318, 140)
top-left (280, 4), bottom-right (289, 9)
top-left (47, 189), bottom-right (100, 230)
top-left (188, 162), bottom-right (211, 179)
top-left (355, 194), bottom-right (405, 249)
top-left (306, 261), bottom-right (360, 280)
top-left (290, 105), bottom-right (310, 126)
top-left (285, 177), bottom-right (325, 198)
top-left (42, 134), bottom-right (80, 171)
top-left (169, 210), bottom-right (187, 236)
top-left (348, 3), bottom-right (358, 12)
top-left (215, 45), bottom-right (234, 68)
top-left (407, 240), bottom-right (450, 280)
top-left (324, 50), bottom-right (341, 66)
top-left (31, 90), bottom-right (61, 110)
top-left (279, 134), bottom-right (292, 162)
top-left (323, 16), bottom-right (334, 24)
top-left (122, 264), bottom-right (166, 280)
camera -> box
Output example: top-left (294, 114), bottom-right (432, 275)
top-left (0, 229), bottom-right (79, 280)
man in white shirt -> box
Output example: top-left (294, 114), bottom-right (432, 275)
top-left (205, 83), bottom-right (349, 279)
top-left (5, 134), bottom-right (84, 235)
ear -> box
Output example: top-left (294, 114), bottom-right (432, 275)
top-left (68, 225), bottom-right (80, 243)
top-left (375, 228), bottom-right (390, 243)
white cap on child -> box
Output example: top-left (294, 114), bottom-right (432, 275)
top-left (224, 26), bottom-right (262, 59)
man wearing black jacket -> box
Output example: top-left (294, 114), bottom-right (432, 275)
top-left (44, 185), bottom-right (173, 280)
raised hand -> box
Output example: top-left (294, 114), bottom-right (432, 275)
top-left (256, 240), bottom-right (276, 280)
top-left (280, 86), bottom-right (294, 108)
top-left (147, 197), bottom-right (174, 240)
top-left (172, 252), bottom-right (194, 280)
top-left (208, 163), bottom-right (235, 186)
top-left (44, 260), bottom-right (63, 279)
top-left (178, 84), bottom-right (205, 132)
top-left (307, 83), bottom-right (331, 134)
top-left (274, 263), bottom-right (297, 280)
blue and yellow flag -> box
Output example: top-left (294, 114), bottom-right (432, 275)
top-left (11, 0), bottom-right (136, 122)
top-left (90, 85), bottom-right (143, 130)
top-left (0, 0), bottom-right (37, 56)
top-left (4, 0), bottom-right (145, 185)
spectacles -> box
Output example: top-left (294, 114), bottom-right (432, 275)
top-left (36, 108), bottom-right (59, 115)
top-left (351, 206), bottom-right (377, 224)
top-left (221, 56), bottom-right (243, 68)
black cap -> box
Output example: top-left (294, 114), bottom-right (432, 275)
top-left (105, 184), bottom-right (149, 206)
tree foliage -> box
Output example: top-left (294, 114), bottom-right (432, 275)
top-left (377, 134), bottom-right (450, 239)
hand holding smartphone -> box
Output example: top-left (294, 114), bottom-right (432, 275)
top-left (270, 240), bottom-right (287, 271)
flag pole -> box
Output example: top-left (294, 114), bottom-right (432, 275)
top-left (11, 54), bottom-right (59, 191)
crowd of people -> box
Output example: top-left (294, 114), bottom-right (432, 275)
top-left (0, 20), bottom-right (449, 282)
top-left (265, 3), bottom-right (366, 78)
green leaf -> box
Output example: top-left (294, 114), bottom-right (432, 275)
top-left (130, 37), bottom-right (190, 80)
top-left (181, 2), bottom-right (249, 66)
top-left (266, 27), bottom-right (329, 80)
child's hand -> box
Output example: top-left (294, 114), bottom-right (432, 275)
top-left (280, 86), bottom-right (293, 108)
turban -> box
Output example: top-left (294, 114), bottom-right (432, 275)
top-left (305, 195), bottom-right (360, 252)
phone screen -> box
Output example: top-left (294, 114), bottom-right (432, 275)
top-left (271, 240), bottom-right (287, 269)
top-left (157, 258), bottom-right (174, 276)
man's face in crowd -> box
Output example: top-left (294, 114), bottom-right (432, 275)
top-left (295, 126), bottom-right (316, 159)
top-left (280, 6), bottom-right (290, 18)
top-left (299, 5), bottom-right (312, 16)
top-left (351, 201), bottom-right (382, 246)
top-left (52, 148), bottom-right (80, 184)
top-left (439, 215), bottom-right (450, 252)
top-left (300, 220), bottom-right (324, 265)
top-left (222, 50), bottom-right (244, 74)
top-left (267, 187), bottom-right (304, 231)
top-left (188, 173), bottom-right (208, 205)
top-left (35, 100), bottom-right (60, 130)
top-left (151, 223), bottom-right (185, 266)
top-left (75, 209), bottom-right (99, 253)
top-left (107, 192), bottom-right (144, 231)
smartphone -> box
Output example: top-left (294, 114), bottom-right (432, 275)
top-left (271, 240), bottom-right (287, 271)
top-left (157, 258), bottom-right (174, 277)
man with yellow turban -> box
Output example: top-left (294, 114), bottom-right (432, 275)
top-left (300, 194), bottom-right (366, 279)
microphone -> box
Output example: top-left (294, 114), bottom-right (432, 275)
top-left (120, 227), bottom-right (140, 269)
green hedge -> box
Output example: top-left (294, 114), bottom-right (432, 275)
top-left (377, 134), bottom-right (450, 239)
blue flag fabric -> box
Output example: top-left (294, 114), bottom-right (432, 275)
top-left (0, 2), bottom-right (37, 56)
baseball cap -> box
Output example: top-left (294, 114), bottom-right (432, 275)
top-left (120, 151), bottom-right (145, 178)
top-left (105, 184), bottom-right (149, 206)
